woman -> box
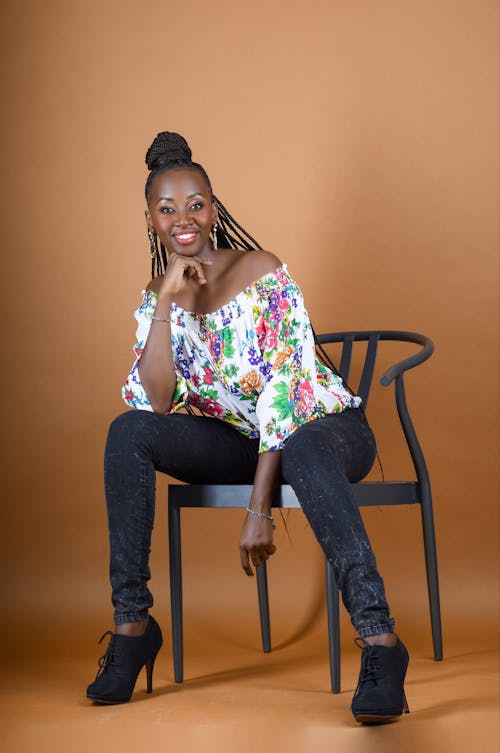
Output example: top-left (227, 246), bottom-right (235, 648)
top-left (86, 132), bottom-right (409, 723)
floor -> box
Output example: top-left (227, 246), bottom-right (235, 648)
top-left (3, 624), bottom-right (498, 753)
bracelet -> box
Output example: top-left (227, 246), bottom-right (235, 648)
top-left (246, 506), bottom-right (276, 529)
top-left (151, 315), bottom-right (171, 324)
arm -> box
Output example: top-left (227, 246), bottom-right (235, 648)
top-left (239, 264), bottom-right (324, 574)
top-left (136, 292), bottom-right (177, 413)
top-left (137, 253), bottom-right (212, 413)
top-left (239, 449), bottom-right (281, 576)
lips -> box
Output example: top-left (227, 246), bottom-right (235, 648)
top-left (173, 231), bottom-right (199, 245)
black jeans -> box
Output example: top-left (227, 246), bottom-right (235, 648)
top-left (104, 407), bottom-right (395, 638)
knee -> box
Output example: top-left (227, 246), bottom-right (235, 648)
top-left (282, 420), bottom-right (329, 480)
top-left (105, 410), bottom-right (157, 454)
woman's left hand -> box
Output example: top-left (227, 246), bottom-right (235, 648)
top-left (239, 514), bottom-right (276, 576)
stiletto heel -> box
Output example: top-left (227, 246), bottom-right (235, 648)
top-left (145, 652), bottom-right (158, 694)
top-left (86, 615), bottom-right (163, 704)
top-left (351, 637), bottom-right (410, 724)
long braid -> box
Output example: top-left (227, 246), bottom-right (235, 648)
top-left (149, 232), bottom-right (169, 278)
top-left (214, 196), bottom-right (262, 251)
top-left (312, 331), bottom-right (342, 380)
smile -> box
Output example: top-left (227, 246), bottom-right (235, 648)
top-left (173, 231), bottom-right (198, 245)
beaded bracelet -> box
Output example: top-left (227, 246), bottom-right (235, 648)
top-left (246, 506), bottom-right (276, 529)
top-left (151, 315), bottom-right (171, 324)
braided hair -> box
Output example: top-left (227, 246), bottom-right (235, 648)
top-left (145, 132), bottom-right (262, 278)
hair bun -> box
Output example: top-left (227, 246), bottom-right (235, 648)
top-left (145, 132), bottom-right (192, 171)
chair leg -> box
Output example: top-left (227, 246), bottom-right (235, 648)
top-left (256, 562), bottom-right (271, 652)
top-left (420, 488), bottom-right (443, 661)
top-left (325, 559), bottom-right (341, 693)
top-left (168, 500), bottom-right (184, 682)
top-left (395, 374), bottom-right (443, 661)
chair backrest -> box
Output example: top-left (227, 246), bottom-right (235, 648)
top-left (315, 331), bottom-right (434, 486)
top-left (315, 330), bottom-right (434, 409)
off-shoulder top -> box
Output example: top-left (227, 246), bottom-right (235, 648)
top-left (122, 263), bottom-right (362, 452)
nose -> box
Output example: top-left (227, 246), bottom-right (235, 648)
top-left (175, 208), bottom-right (193, 227)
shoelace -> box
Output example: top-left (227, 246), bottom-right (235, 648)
top-left (95, 630), bottom-right (117, 680)
top-left (354, 638), bottom-right (383, 686)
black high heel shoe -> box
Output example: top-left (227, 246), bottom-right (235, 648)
top-left (351, 637), bottom-right (410, 724)
top-left (86, 615), bottom-right (163, 704)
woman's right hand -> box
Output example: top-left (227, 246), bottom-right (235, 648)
top-left (158, 253), bottom-right (213, 301)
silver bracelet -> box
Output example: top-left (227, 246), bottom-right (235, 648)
top-left (151, 315), bottom-right (171, 324)
top-left (246, 506), bottom-right (276, 529)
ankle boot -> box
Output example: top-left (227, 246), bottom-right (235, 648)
top-left (351, 637), bottom-right (410, 724)
top-left (86, 615), bottom-right (163, 704)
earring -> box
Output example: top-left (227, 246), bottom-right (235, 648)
top-left (212, 223), bottom-right (218, 250)
top-left (147, 228), bottom-right (157, 259)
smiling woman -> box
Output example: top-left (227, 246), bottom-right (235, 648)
top-left (143, 132), bottom-right (261, 278)
top-left (86, 131), bottom-right (410, 725)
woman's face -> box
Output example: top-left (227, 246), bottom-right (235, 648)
top-left (146, 167), bottom-right (217, 257)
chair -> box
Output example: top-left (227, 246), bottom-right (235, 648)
top-left (168, 331), bottom-right (443, 692)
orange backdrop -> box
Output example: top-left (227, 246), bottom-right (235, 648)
top-left (0, 0), bottom-right (498, 660)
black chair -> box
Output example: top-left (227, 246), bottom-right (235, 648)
top-left (168, 331), bottom-right (443, 692)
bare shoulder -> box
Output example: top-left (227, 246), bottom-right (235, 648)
top-left (145, 275), bottom-right (164, 293)
top-left (235, 249), bottom-right (283, 279)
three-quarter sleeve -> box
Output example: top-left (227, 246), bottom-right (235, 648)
top-left (121, 291), bottom-right (188, 413)
top-left (253, 267), bottom-right (334, 452)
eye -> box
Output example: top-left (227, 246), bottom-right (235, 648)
top-left (189, 201), bottom-right (203, 211)
top-left (160, 206), bottom-right (175, 214)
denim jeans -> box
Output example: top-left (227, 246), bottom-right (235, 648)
top-left (104, 407), bottom-right (395, 638)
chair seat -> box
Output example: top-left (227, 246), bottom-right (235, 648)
top-left (169, 480), bottom-right (419, 508)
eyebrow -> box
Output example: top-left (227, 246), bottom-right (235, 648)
top-left (156, 192), bottom-right (204, 205)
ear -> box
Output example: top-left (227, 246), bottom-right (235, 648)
top-left (211, 200), bottom-right (219, 226)
top-left (145, 209), bottom-right (155, 231)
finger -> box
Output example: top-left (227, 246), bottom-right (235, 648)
top-left (196, 267), bottom-right (207, 284)
top-left (172, 254), bottom-right (210, 280)
top-left (251, 551), bottom-right (265, 568)
top-left (267, 545), bottom-right (277, 556)
top-left (171, 254), bottom-right (201, 271)
top-left (179, 259), bottom-right (206, 284)
top-left (185, 258), bottom-right (207, 284)
top-left (173, 253), bottom-right (212, 266)
top-left (239, 547), bottom-right (254, 577)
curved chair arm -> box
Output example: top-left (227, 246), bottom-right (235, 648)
top-left (315, 330), bottom-right (434, 389)
top-left (379, 332), bottom-right (434, 386)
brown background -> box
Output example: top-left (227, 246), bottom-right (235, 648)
top-left (1, 1), bottom-right (498, 751)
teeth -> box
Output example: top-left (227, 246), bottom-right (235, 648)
top-left (176, 232), bottom-right (196, 240)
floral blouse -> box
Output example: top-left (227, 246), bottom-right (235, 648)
top-left (122, 264), bottom-right (361, 452)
